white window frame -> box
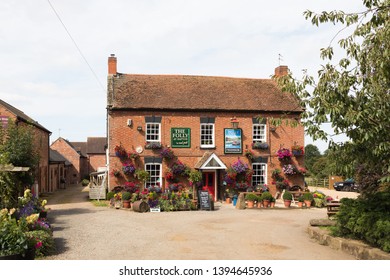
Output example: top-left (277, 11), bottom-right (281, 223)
top-left (252, 163), bottom-right (267, 187)
top-left (200, 123), bottom-right (215, 148)
top-left (145, 163), bottom-right (162, 188)
top-left (145, 122), bottom-right (161, 142)
top-left (252, 124), bottom-right (267, 143)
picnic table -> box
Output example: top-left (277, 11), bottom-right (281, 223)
top-left (327, 201), bottom-right (341, 218)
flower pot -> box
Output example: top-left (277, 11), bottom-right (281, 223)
top-left (115, 201), bottom-right (121, 209)
top-left (297, 201), bottom-right (303, 208)
top-left (270, 201), bottom-right (275, 208)
top-left (226, 197), bottom-right (231, 204)
top-left (232, 197), bottom-right (238, 206)
top-left (257, 201), bottom-right (263, 208)
top-left (122, 200), bottom-right (131, 208)
top-left (246, 201), bottom-right (254, 209)
top-left (304, 200), bottom-right (312, 208)
top-left (284, 200), bottom-right (292, 208)
top-left (263, 200), bottom-right (270, 208)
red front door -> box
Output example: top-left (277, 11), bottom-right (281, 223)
top-left (203, 172), bottom-right (215, 201)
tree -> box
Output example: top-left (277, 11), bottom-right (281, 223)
top-left (304, 144), bottom-right (322, 175)
top-left (0, 120), bottom-right (39, 208)
top-left (276, 0), bottom-right (390, 195)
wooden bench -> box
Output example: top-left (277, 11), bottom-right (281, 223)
top-left (327, 201), bottom-right (341, 218)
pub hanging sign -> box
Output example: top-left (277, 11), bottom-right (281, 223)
top-left (171, 128), bottom-right (191, 148)
top-left (224, 128), bottom-right (242, 154)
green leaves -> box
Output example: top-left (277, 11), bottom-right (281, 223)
top-left (275, 0), bottom-right (390, 192)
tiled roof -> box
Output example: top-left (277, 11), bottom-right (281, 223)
top-left (109, 74), bottom-right (303, 112)
top-left (0, 99), bottom-right (51, 133)
top-left (49, 149), bottom-right (71, 165)
top-left (70, 142), bottom-right (87, 158)
top-left (87, 137), bottom-right (107, 154)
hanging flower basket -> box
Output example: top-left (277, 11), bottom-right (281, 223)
top-left (282, 164), bottom-right (298, 176)
top-left (122, 163), bottom-right (136, 175)
top-left (114, 144), bottom-right (128, 159)
top-left (291, 145), bottom-right (304, 156)
top-left (160, 147), bottom-right (175, 160)
top-left (276, 148), bottom-right (292, 162)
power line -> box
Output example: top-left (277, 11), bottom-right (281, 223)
top-left (47, 0), bottom-right (105, 92)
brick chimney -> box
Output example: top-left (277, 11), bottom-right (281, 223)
top-left (108, 54), bottom-right (117, 75)
top-left (274, 65), bottom-right (289, 77)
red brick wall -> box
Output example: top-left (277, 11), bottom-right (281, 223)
top-left (108, 110), bottom-right (305, 196)
top-left (51, 138), bottom-right (82, 184)
top-left (88, 154), bottom-right (106, 173)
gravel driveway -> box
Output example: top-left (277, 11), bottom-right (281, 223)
top-left (43, 185), bottom-right (357, 260)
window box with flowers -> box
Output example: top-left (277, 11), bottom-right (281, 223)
top-left (252, 142), bottom-right (269, 150)
top-left (282, 164), bottom-right (298, 176)
top-left (291, 145), bottom-right (304, 156)
top-left (276, 148), bottom-right (292, 162)
top-left (145, 141), bottom-right (162, 150)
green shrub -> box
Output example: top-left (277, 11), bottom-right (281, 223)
top-left (0, 211), bottom-right (28, 257)
top-left (282, 191), bottom-right (292, 201)
top-left (331, 188), bottom-right (390, 253)
top-left (261, 192), bottom-right (273, 201)
top-left (122, 191), bottom-right (131, 201)
top-left (81, 179), bottom-right (89, 186)
top-left (302, 192), bottom-right (314, 201)
top-left (25, 229), bottom-right (55, 257)
top-left (106, 191), bottom-right (114, 200)
top-left (245, 193), bottom-right (258, 201)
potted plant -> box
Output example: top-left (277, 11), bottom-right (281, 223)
top-left (269, 197), bottom-right (276, 208)
top-left (122, 191), bottom-right (131, 208)
top-left (245, 193), bottom-right (258, 209)
top-left (302, 192), bottom-right (314, 208)
top-left (114, 192), bottom-right (122, 209)
top-left (261, 192), bottom-right (273, 208)
top-left (297, 196), bottom-right (304, 208)
top-left (256, 195), bottom-right (263, 208)
top-left (282, 191), bottom-right (293, 207)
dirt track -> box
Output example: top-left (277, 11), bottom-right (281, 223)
top-left (43, 185), bottom-right (357, 260)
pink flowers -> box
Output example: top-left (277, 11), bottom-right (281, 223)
top-left (276, 148), bottom-right (292, 160)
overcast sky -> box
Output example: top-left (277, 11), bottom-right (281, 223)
top-left (0, 0), bottom-right (365, 152)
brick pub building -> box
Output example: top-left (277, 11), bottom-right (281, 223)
top-left (107, 55), bottom-right (304, 201)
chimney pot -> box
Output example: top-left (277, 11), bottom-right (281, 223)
top-left (108, 54), bottom-right (117, 75)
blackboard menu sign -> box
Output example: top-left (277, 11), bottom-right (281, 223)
top-left (198, 190), bottom-right (212, 210)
